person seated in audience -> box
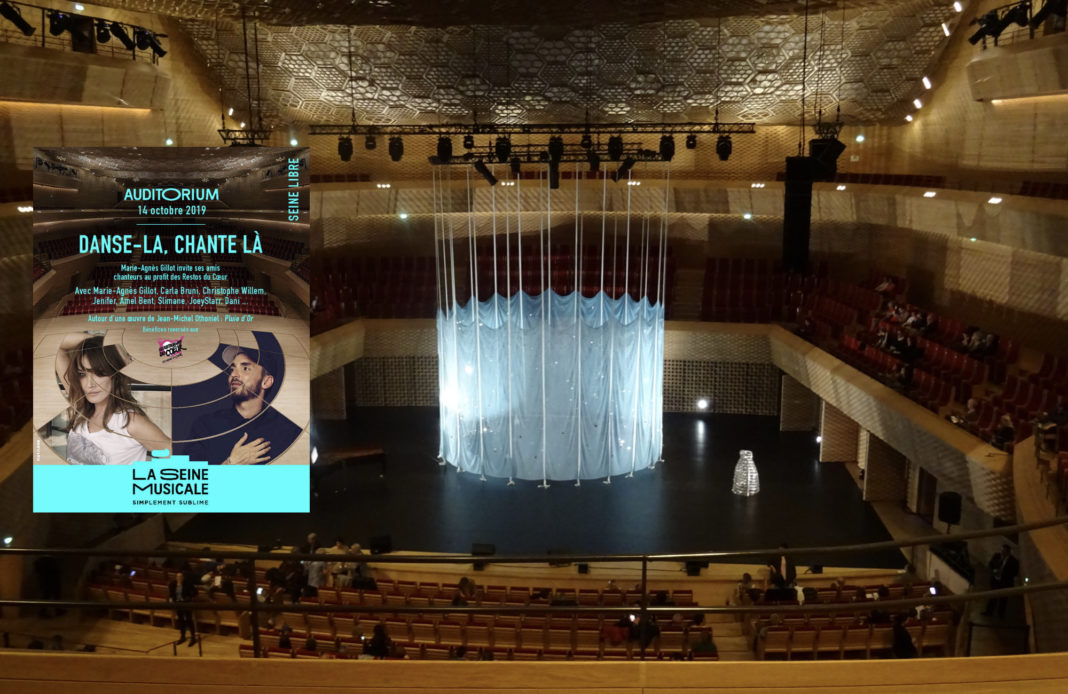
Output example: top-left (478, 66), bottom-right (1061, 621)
top-left (602, 615), bottom-right (631, 646)
top-left (896, 563), bottom-right (919, 596)
top-left (650, 590), bottom-right (674, 607)
top-left (452, 576), bottom-right (478, 606)
top-left (852, 587), bottom-right (869, 603)
top-left (630, 612), bottom-right (660, 650)
top-left (903, 335), bottom-right (923, 363)
top-left (757, 613), bottom-right (783, 640)
top-left (277, 625), bottom-right (293, 650)
top-left (902, 310), bottom-right (922, 331)
top-left (325, 536), bottom-right (350, 588)
top-left (689, 628), bottom-right (718, 656)
top-left (918, 312), bottom-right (937, 336)
top-left (731, 572), bottom-right (758, 606)
top-left (299, 532), bottom-right (321, 555)
top-left (303, 633), bottom-right (317, 652)
top-left (363, 623), bottom-right (393, 658)
top-left (869, 586), bottom-right (892, 623)
top-left (349, 543), bottom-right (376, 589)
top-left (992, 413), bottom-right (1016, 450)
top-left (304, 547), bottom-right (327, 591)
top-left (948, 398), bottom-right (980, 428)
top-left (889, 363), bottom-right (914, 392)
top-left (976, 332), bottom-right (998, 359)
top-left (892, 612), bottom-right (918, 659)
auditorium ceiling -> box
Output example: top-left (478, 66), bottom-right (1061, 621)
top-left (86, 0), bottom-right (962, 130)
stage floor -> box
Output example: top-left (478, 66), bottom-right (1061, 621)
top-left (175, 408), bottom-right (905, 569)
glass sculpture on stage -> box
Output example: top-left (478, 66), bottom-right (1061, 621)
top-left (731, 449), bottom-right (760, 496)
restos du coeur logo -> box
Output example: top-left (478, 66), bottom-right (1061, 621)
top-left (158, 336), bottom-right (187, 363)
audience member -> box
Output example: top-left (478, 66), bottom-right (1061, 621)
top-left (991, 414), bottom-right (1016, 450)
top-left (168, 570), bottom-right (198, 647)
top-left (363, 623), bottom-right (393, 658)
top-left (277, 625), bottom-right (293, 650)
top-left (768, 544), bottom-right (797, 590)
top-left (731, 572), bottom-right (757, 606)
top-left (689, 628), bottom-right (718, 656)
top-left (891, 613), bottom-right (917, 658)
top-left (983, 544), bottom-right (1019, 619)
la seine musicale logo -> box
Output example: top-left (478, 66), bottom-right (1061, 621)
top-left (158, 336), bottom-right (187, 363)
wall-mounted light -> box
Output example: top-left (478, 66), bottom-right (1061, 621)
top-left (988, 196), bottom-right (1002, 204)
top-left (836, 185), bottom-right (847, 191)
top-left (924, 191), bottom-right (937, 198)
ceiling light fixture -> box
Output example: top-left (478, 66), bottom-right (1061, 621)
top-left (659, 134), bottom-right (675, 162)
top-left (494, 136), bottom-right (510, 163)
top-left (364, 134), bottom-right (376, 150)
top-left (462, 134), bottom-right (475, 149)
top-left (942, 22), bottom-right (951, 36)
top-left (607, 135), bottom-right (624, 161)
top-left (388, 136), bottom-right (403, 162)
top-left (855, 134), bottom-right (865, 143)
top-left (905, 114), bottom-right (914, 122)
top-left (612, 157), bottom-right (635, 182)
top-left (436, 136), bottom-right (453, 162)
top-left (954, 1), bottom-right (963, 11)
top-left (109, 21), bottom-right (135, 49)
top-left (685, 133), bottom-right (698, 149)
top-left (337, 136), bottom-right (353, 161)
top-left (922, 76), bottom-right (932, 89)
top-left (913, 98), bottom-right (923, 109)
top-left (715, 134), bottom-right (732, 161)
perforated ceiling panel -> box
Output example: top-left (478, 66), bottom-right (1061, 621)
top-left (89, 1), bottom-right (962, 129)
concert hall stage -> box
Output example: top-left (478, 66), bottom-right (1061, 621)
top-left (175, 407), bottom-right (904, 568)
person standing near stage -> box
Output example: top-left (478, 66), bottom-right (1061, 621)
top-left (983, 544), bottom-right (1020, 619)
top-left (168, 569), bottom-right (199, 646)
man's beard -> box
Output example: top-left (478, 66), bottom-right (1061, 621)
top-left (230, 382), bottom-right (263, 403)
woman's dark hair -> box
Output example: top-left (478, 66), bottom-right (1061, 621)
top-left (65, 335), bottom-right (143, 433)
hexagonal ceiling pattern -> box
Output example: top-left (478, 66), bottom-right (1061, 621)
top-left (96, 1), bottom-right (963, 128)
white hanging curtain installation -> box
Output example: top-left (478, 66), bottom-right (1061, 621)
top-left (435, 162), bottom-right (667, 482)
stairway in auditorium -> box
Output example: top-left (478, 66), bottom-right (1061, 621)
top-left (705, 613), bottom-right (753, 661)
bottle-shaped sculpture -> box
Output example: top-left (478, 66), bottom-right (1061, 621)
top-left (731, 449), bottom-right (760, 496)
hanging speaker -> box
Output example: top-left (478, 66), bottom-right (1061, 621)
top-left (369, 535), bottom-right (393, 555)
top-left (937, 491), bottom-right (962, 526)
top-left (808, 138), bottom-right (846, 181)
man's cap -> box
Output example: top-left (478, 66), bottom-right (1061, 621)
top-left (221, 344), bottom-right (282, 385)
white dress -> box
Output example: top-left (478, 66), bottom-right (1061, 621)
top-left (67, 411), bottom-right (149, 466)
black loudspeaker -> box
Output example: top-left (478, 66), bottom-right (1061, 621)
top-left (472, 542), bottom-right (495, 571)
top-left (938, 491), bottom-right (962, 526)
top-left (782, 155), bottom-right (814, 274)
top-left (809, 564), bottom-right (823, 574)
top-left (369, 535), bottom-right (393, 555)
top-left (577, 563), bottom-right (590, 574)
top-left (808, 137), bottom-right (846, 181)
top-left (685, 560), bottom-right (709, 577)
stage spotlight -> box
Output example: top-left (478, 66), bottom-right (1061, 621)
top-left (586, 148), bottom-right (601, 173)
top-left (462, 134), bottom-right (475, 149)
top-left (580, 132), bottom-right (593, 149)
top-left (337, 136), bottom-right (353, 162)
top-left (969, 10), bottom-right (998, 44)
top-left (362, 134), bottom-right (376, 150)
top-left (607, 135), bottom-right (624, 161)
top-left (685, 133), bottom-right (697, 149)
top-left (1, 2), bottom-right (36, 36)
top-left (612, 157), bottom-right (635, 183)
top-left (509, 156), bottom-right (521, 177)
top-left (548, 159), bottom-right (560, 189)
top-left (109, 21), bottom-right (135, 49)
top-left (1031, 0), bottom-right (1068, 29)
top-left (437, 136), bottom-right (453, 162)
top-left (494, 136), bottom-right (511, 163)
top-left (548, 136), bottom-right (564, 161)
top-left (95, 19), bottom-right (110, 43)
top-left (715, 134), bottom-right (732, 161)
top-left (48, 11), bottom-right (69, 36)
top-left (659, 134), bottom-right (675, 162)
top-left (134, 27), bottom-right (166, 57)
top-left (388, 136), bottom-right (403, 162)
top-left (473, 160), bottom-right (498, 186)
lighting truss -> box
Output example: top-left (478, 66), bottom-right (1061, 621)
top-left (426, 141), bottom-right (663, 166)
top-left (217, 127), bottom-right (273, 146)
top-left (308, 121), bottom-right (757, 138)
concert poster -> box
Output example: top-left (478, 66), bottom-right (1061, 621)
top-left (31, 147), bottom-right (310, 512)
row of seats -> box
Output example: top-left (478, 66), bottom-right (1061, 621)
top-left (238, 641), bottom-right (714, 661)
top-left (755, 617), bottom-right (950, 660)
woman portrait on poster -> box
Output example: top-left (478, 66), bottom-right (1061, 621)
top-left (56, 333), bottom-right (170, 465)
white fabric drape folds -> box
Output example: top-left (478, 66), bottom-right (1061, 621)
top-left (438, 290), bottom-right (664, 481)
